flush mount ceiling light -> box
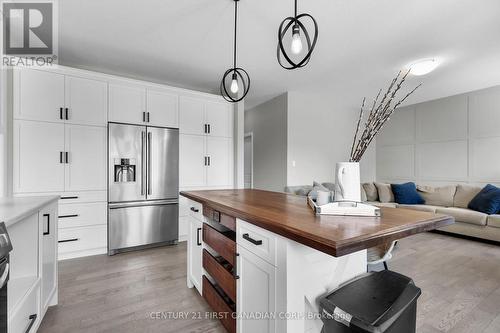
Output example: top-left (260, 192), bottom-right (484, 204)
top-left (408, 59), bottom-right (439, 76)
top-left (277, 0), bottom-right (318, 70)
top-left (220, 0), bottom-right (250, 103)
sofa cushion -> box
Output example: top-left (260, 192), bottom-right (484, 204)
top-left (391, 182), bottom-right (425, 205)
top-left (417, 185), bottom-right (456, 207)
top-left (454, 184), bottom-right (482, 208)
top-left (468, 184), bottom-right (500, 215)
top-left (435, 207), bottom-right (488, 226)
top-left (487, 215), bottom-right (500, 228)
top-left (362, 183), bottom-right (378, 201)
top-left (397, 204), bottom-right (440, 213)
top-left (374, 182), bottom-right (395, 203)
top-left (367, 201), bottom-right (398, 208)
top-left (360, 185), bottom-right (367, 202)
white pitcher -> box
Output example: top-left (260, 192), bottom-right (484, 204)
top-left (334, 162), bottom-right (361, 202)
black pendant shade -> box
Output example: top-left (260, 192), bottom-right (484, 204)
top-left (220, 0), bottom-right (250, 103)
top-left (277, 0), bottom-right (318, 70)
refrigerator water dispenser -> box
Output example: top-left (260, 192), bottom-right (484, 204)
top-left (114, 158), bottom-right (136, 182)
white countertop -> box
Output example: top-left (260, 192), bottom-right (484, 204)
top-left (0, 196), bottom-right (59, 227)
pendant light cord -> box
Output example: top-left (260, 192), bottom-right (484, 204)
top-left (233, 0), bottom-right (238, 70)
top-left (294, 0), bottom-right (297, 18)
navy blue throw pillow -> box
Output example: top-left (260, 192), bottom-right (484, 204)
top-left (391, 182), bottom-right (425, 205)
top-left (468, 184), bottom-right (500, 215)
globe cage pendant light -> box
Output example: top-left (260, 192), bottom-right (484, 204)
top-left (277, 0), bottom-right (318, 70)
top-left (220, 0), bottom-right (250, 103)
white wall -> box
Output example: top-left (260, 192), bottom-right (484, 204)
top-left (376, 85), bottom-right (500, 187)
top-left (286, 91), bottom-right (376, 186)
top-left (244, 93), bottom-right (288, 192)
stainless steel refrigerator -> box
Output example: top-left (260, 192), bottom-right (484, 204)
top-left (108, 123), bottom-right (179, 255)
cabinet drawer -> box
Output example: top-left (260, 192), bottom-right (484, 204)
top-left (59, 191), bottom-right (107, 204)
top-left (202, 276), bottom-right (236, 333)
top-left (237, 219), bottom-right (277, 266)
top-left (58, 202), bottom-right (107, 228)
top-left (9, 284), bottom-right (40, 333)
top-left (203, 249), bottom-right (236, 303)
top-left (203, 223), bottom-right (235, 266)
top-left (58, 225), bottom-right (107, 257)
top-left (203, 205), bottom-right (236, 232)
top-left (188, 200), bottom-right (203, 221)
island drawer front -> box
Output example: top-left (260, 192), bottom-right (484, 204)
top-left (188, 200), bottom-right (203, 222)
top-left (58, 202), bottom-right (107, 229)
top-left (203, 205), bottom-right (236, 232)
top-left (237, 219), bottom-right (277, 266)
top-left (203, 249), bottom-right (236, 303)
top-left (9, 284), bottom-right (40, 333)
top-left (203, 223), bottom-right (236, 266)
top-left (202, 276), bottom-right (236, 333)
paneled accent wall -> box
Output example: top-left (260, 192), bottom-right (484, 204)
top-left (376, 85), bottom-right (500, 187)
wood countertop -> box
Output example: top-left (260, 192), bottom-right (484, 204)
top-left (180, 189), bottom-right (454, 257)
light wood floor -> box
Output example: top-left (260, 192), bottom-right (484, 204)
top-left (39, 232), bottom-right (500, 333)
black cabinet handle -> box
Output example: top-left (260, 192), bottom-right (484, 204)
top-left (242, 233), bottom-right (263, 245)
top-left (204, 124), bottom-right (207, 134)
top-left (204, 156), bottom-right (207, 166)
top-left (58, 238), bottom-right (79, 243)
top-left (234, 252), bottom-right (240, 279)
top-left (208, 124), bottom-right (211, 134)
top-left (65, 152), bottom-right (69, 164)
top-left (59, 107), bottom-right (63, 120)
top-left (147, 112), bottom-right (150, 123)
top-left (65, 107), bottom-right (69, 120)
top-left (25, 314), bottom-right (37, 333)
top-left (208, 156), bottom-right (210, 166)
top-left (43, 214), bottom-right (50, 235)
top-left (59, 152), bottom-right (64, 164)
top-left (196, 228), bottom-right (202, 246)
top-left (58, 214), bottom-right (79, 219)
top-left (190, 207), bottom-right (199, 213)
top-left (60, 196), bottom-right (78, 200)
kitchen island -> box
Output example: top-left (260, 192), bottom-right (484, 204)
top-left (180, 189), bottom-right (454, 333)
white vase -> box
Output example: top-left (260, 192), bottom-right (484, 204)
top-left (334, 162), bottom-right (361, 202)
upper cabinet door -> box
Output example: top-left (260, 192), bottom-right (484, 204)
top-left (65, 125), bottom-right (107, 191)
top-left (108, 83), bottom-right (146, 125)
top-left (14, 69), bottom-right (65, 123)
top-left (205, 100), bottom-right (233, 137)
top-left (147, 89), bottom-right (179, 128)
top-left (65, 76), bottom-right (108, 126)
top-left (179, 96), bottom-right (205, 135)
top-left (13, 120), bottom-right (65, 193)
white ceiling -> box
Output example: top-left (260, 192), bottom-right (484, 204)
top-left (58, 0), bottom-right (500, 109)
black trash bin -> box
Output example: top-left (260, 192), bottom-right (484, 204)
top-left (319, 270), bottom-right (421, 333)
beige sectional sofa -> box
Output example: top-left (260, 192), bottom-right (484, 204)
top-left (285, 183), bottom-right (500, 243)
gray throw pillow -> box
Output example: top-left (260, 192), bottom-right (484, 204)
top-left (374, 182), bottom-right (395, 203)
top-left (417, 185), bottom-right (456, 207)
top-left (362, 183), bottom-right (379, 201)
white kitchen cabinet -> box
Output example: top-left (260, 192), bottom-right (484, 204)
top-left (188, 215), bottom-right (203, 293)
top-left (205, 100), bottom-right (232, 137)
top-left (108, 83), bottom-right (147, 124)
top-left (147, 88), bottom-right (179, 128)
top-left (180, 134), bottom-right (207, 187)
top-left (13, 120), bottom-right (65, 193)
top-left (64, 125), bottom-right (107, 191)
top-left (65, 76), bottom-right (108, 126)
top-left (40, 202), bottom-right (58, 315)
top-left (179, 96), bottom-right (205, 135)
top-left (206, 137), bottom-right (232, 187)
top-left (237, 245), bottom-right (277, 333)
top-left (14, 69), bottom-right (65, 123)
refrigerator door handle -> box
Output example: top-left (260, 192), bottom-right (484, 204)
top-left (147, 132), bottom-right (152, 195)
top-left (109, 199), bottom-right (178, 209)
top-left (141, 131), bottom-right (146, 196)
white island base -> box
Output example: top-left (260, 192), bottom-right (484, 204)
top-left (236, 219), bottom-right (366, 333)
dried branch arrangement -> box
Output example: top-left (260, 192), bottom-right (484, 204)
top-left (350, 69), bottom-right (422, 162)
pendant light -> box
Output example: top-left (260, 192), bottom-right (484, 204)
top-left (220, 0), bottom-right (250, 103)
top-left (277, 0), bottom-right (318, 70)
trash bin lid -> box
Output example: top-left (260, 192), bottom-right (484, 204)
top-left (320, 270), bottom-right (420, 327)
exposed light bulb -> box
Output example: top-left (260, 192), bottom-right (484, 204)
top-left (230, 73), bottom-right (239, 94)
top-left (408, 59), bottom-right (439, 76)
top-left (291, 29), bottom-right (303, 55)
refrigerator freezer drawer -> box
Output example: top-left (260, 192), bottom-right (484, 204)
top-left (108, 202), bottom-right (179, 254)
